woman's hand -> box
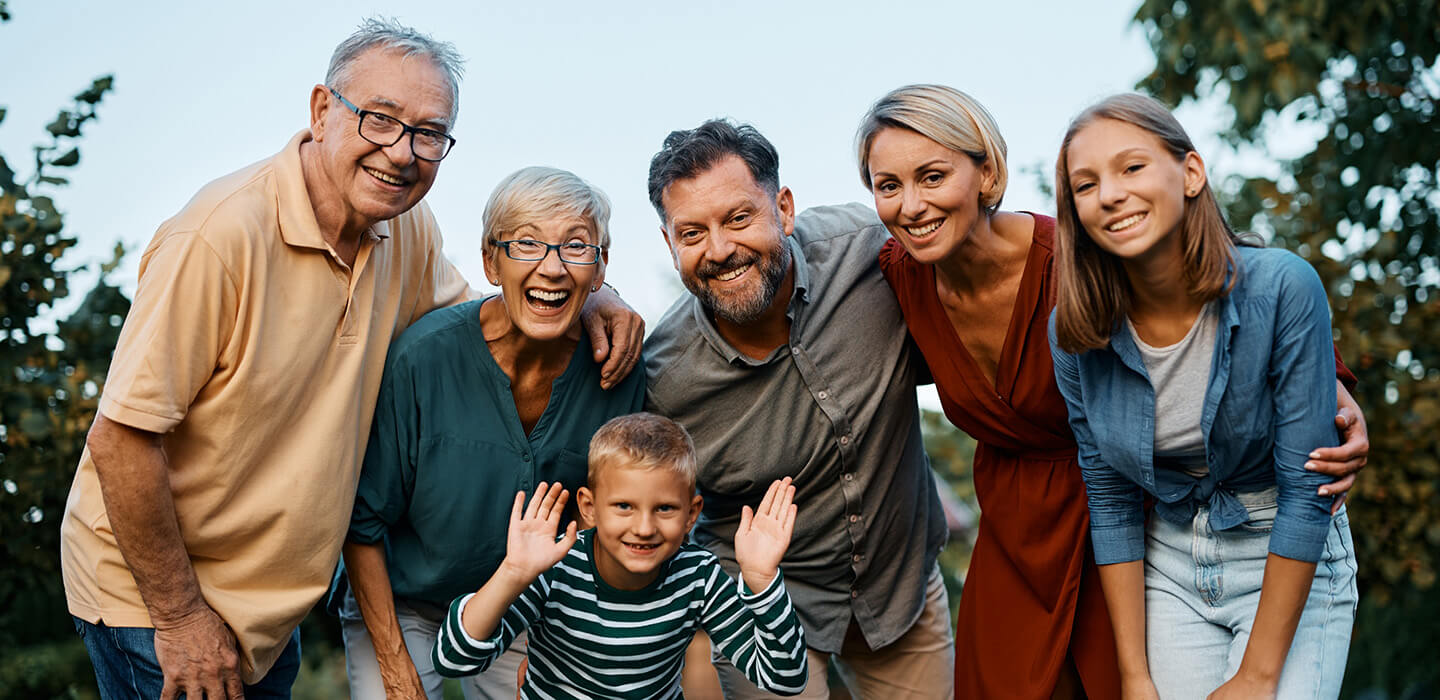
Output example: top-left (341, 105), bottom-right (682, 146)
top-left (1305, 380), bottom-right (1369, 513)
top-left (1207, 671), bottom-right (1277, 700)
top-left (498, 482), bottom-right (578, 582)
top-left (734, 478), bottom-right (797, 592)
top-left (1121, 673), bottom-right (1161, 700)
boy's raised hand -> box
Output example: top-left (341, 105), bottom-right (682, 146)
top-left (500, 482), bottom-right (578, 582)
top-left (734, 477), bottom-right (797, 592)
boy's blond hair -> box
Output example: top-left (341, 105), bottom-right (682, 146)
top-left (587, 413), bottom-right (698, 493)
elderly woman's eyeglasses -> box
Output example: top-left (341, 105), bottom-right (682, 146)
top-left (327, 88), bottom-right (456, 162)
top-left (494, 239), bottom-right (602, 265)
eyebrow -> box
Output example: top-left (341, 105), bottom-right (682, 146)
top-left (669, 200), bottom-right (753, 230)
top-left (362, 96), bottom-right (452, 131)
top-left (1068, 147), bottom-right (1155, 179)
top-left (872, 158), bottom-right (949, 179)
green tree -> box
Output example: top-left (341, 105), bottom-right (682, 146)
top-left (1133, 1), bottom-right (1439, 696)
top-left (0, 8), bottom-right (128, 697)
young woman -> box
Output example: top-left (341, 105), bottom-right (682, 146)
top-left (1049, 93), bottom-right (1359, 699)
top-left (857, 85), bottom-right (1367, 699)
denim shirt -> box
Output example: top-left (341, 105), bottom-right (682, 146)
top-left (1049, 246), bottom-right (1338, 565)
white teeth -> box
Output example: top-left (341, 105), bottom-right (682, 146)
top-left (715, 264), bottom-right (750, 282)
top-left (366, 167), bottom-right (404, 185)
top-left (527, 289), bottom-right (569, 302)
top-left (1107, 213), bottom-right (1146, 231)
top-left (905, 220), bottom-right (942, 236)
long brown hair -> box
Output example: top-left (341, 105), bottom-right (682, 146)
top-left (1052, 93), bottom-right (1251, 354)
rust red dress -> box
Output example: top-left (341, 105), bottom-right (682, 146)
top-left (879, 214), bottom-right (1121, 699)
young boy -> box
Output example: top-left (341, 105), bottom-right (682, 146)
top-left (432, 412), bottom-right (808, 698)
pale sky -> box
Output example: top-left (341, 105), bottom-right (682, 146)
top-left (1, 1), bottom-right (1234, 418)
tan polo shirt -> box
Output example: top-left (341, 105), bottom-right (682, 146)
top-left (60, 130), bottom-right (470, 683)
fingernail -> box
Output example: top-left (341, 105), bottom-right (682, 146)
top-left (1304, 461), bottom-right (1317, 470)
top-left (1318, 487), bottom-right (1330, 496)
top-left (1309, 451), bottom-right (1321, 459)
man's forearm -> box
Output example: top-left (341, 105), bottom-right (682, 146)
top-left (87, 413), bottom-right (208, 627)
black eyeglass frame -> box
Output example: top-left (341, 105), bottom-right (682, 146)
top-left (493, 239), bottom-right (604, 266)
top-left (327, 87), bottom-right (457, 162)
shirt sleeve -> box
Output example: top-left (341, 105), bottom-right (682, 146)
top-left (1266, 255), bottom-right (1340, 562)
top-left (347, 351), bottom-right (419, 544)
top-left (1049, 314), bottom-right (1147, 565)
top-left (700, 561), bottom-right (809, 696)
top-left (99, 231), bottom-right (238, 433)
top-left (432, 576), bottom-right (548, 678)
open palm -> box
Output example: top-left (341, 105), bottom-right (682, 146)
top-left (503, 482), bottom-right (578, 581)
top-left (734, 478), bottom-right (797, 590)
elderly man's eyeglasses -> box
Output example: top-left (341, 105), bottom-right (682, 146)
top-left (494, 239), bottom-right (603, 265)
top-left (327, 87), bottom-right (457, 162)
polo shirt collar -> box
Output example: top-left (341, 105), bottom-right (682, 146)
top-left (273, 130), bottom-right (390, 252)
top-left (691, 235), bottom-right (808, 366)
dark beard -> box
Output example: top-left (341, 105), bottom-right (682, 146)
top-left (686, 237), bottom-right (792, 326)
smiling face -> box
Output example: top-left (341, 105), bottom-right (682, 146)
top-left (309, 47), bottom-right (454, 230)
top-left (483, 215), bottom-right (605, 342)
top-left (1064, 118), bottom-right (1206, 266)
top-left (578, 463), bottom-right (702, 591)
top-left (867, 127), bottom-right (995, 265)
top-left (659, 155), bottom-right (795, 326)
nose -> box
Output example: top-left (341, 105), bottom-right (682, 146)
top-left (381, 134), bottom-right (417, 169)
top-left (1097, 177), bottom-right (1126, 208)
top-left (633, 512), bottom-right (657, 538)
top-left (900, 187), bottom-right (926, 222)
top-left (536, 244), bottom-right (568, 276)
top-left (704, 229), bottom-right (737, 263)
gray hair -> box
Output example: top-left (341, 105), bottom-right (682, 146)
top-left (856, 84), bottom-right (1009, 214)
top-left (325, 17), bottom-right (466, 123)
top-left (483, 167), bottom-right (613, 250)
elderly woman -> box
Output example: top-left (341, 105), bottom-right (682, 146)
top-left (332, 166), bottom-right (646, 700)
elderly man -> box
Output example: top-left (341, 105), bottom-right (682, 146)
top-left (60, 19), bottom-right (640, 700)
top-left (643, 119), bottom-right (953, 699)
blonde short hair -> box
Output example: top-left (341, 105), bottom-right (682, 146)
top-left (482, 166), bottom-right (612, 250)
top-left (855, 84), bottom-right (1009, 214)
top-left (587, 413), bottom-right (698, 493)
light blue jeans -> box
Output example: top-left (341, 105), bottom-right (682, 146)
top-left (1144, 489), bottom-right (1358, 699)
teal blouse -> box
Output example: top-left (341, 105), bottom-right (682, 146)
top-left (341, 299), bottom-right (645, 608)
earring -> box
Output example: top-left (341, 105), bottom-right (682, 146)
top-left (591, 285), bottom-right (600, 292)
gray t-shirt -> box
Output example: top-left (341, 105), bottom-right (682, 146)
top-left (644, 203), bottom-right (945, 653)
top-left (1129, 302), bottom-right (1218, 477)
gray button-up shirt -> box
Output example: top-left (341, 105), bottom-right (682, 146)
top-left (645, 203), bottom-right (946, 653)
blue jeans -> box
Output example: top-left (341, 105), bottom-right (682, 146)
top-left (73, 617), bottom-right (301, 699)
top-left (1144, 490), bottom-right (1358, 699)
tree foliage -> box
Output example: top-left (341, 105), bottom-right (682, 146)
top-left (1134, 1), bottom-right (1439, 695)
top-left (0, 18), bottom-right (128, 690)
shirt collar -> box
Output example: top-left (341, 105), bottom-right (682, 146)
top-left (274, 130), bottom-right (391, 252)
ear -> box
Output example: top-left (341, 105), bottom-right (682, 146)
top-left (659, 225), bottom-right (680, 272)
top-left (776, 186), bottom-right (796, 237)
top-left (684, 493), bottom-right (704, 533)
top-left (979, 158), bottom-right (998, 198)
top-left (590, 251), bottom-right (607, 292)
top-left (308, 84), bottom-right (331, 141)
top-left (482, 245), bottom-right (501, 286)
top-left (1182, 151), bottom-right (1207, 198)
top-left (577, 486), bottom-right (596, 526)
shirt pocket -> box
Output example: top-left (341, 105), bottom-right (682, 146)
top-left (1220, 375), bottom-right (1274, 443)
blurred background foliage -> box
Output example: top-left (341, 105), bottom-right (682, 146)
top-left (1, 1), bottom-right (1434, 698)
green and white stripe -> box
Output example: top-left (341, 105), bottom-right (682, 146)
top-left (434, 530), bottom-right (807, 699)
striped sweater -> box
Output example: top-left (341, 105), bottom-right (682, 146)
top-left (433, 529), bottom-right (808, 698)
